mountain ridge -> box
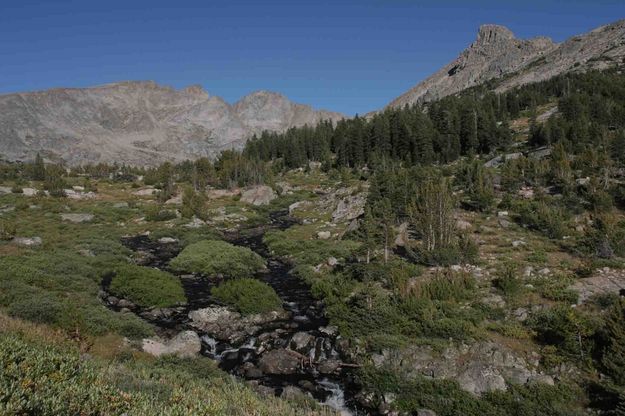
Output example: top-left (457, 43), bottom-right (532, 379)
top-left (0, 81), bottom-right (344, 166)
top-left (385, 19), bottom-right (625, 109)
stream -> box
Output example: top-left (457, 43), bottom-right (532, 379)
top-left (103, 210), bottom-right (367, 415)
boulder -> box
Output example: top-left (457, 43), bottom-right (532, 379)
top-left (241, 362), bottom-right (264, 379)
top-left (132, 187), bottom-right (156, 196)
top-left (184, 217), bottom-right (206, 228)
top-left (22, 188), bottom-right (38, 196)
top-left (332, 193), bottom-right (367, 223)
top-left (571, 268), bottom-right (625, 304)
top-left (317, 231), bottom-right (331, 240)
top-left (12, 236), bottom-right (42, 247)
top-left (258, 349), bottom-right (302, 375)
top-left (240, 185), bottom-right (277, 206)
top-left (394, 222), bottom-right (409, 246)
top-left (158, 237), bottom-right (178, 244)
top-left (165, 194), bottom-right (182, 205)
top-left (142, 330), bottom-right (201, 358)
top-left (372, 341), bottom-right (538, 396)
top-left (280, 386), bottom-right (308, 400)
top-left (289, 332), bottom-right (315, 353)
top-left (288, 200), bottom-right (312, 214)
top-left (113, 202), bottom-right (129, 208)
top-left (61, 213), bottom-right (94, 223)
top-left (64, 189), bottom-right (96, 200)
top-left (317, 359), bottom-right (341, 375)
top-left (189, 306), bottom-right (289, 344)
top-left (455, 219), bottom-right (472, 231)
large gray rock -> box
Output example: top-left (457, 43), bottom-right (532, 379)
top-left (142, 330), bottom-right (201, 358)
top-left (371, 341), bottom-right (544, 396)
top-left (0, 83), bottom-right (344, 166)
top-left (289, 332), bottom-right (315, 353)
top-left (61, 213), bottom-right (94, 223)
top-left (188, 306), bottom-right (288, 344)
top-left (571, 268), bottom-right (625, 304)
top-left (332, 192), bottom-right (367, 223)
top-left (240, 185), bottom-right (277, 206)
top-left (258, 349), bottom-right (303, 375)
top-left (12, 236), bottom-right (42, 247)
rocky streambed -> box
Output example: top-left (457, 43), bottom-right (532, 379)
top-left (101, 211), bottom-right (364, 415)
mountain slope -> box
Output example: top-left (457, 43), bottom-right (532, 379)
top-left (387, 19), bottom-right (625, 109)
top-left (0, 82), bottom-right (344, 165)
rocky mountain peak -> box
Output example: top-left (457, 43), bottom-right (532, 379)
top-left (385, 19), bottom-right (623, 110)
top-left (182, 84), bottom-right (209, 98)
top-left (475, 24), bottom-right (516, 46)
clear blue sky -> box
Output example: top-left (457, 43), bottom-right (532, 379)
top-left (1, 0), bottom-right (623, 115)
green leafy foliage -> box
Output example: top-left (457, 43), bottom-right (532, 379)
top-left (109, 264), bottom-right (186, 309)
top-left (170, 240), bottom-right (265, 278)
top-left (211, 278), bottom-right (282, 315)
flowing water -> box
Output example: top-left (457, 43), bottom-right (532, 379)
top-left (103, 210), bottom-right (369, 415)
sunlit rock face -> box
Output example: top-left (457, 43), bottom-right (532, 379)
top-left (386, 19), bottom-right (625, 109)
top-left (0, 81), bottom-right (344, 166)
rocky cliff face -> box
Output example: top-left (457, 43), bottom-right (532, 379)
top-left (387, 19), bottom-right (625, 108)
top-left (0, 82), bottom-right (344, 165)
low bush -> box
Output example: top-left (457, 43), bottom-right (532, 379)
top-left (527, 305), bottom-right (597, 358)
top-left (7, 293), bottom-right (65, 325)
top-left (109, 264), bottom-right (186, 308)
top-left (144, 206), bottom-right (177, 222)
top-left (493, 263), bottom-right (524, 299)
top-left (0, 333), bottom-right (318, 415)
top-left (0, 219), bottom-right (16, 240)
top-left (170, 240), bottom-right (265, 278)
top-left (409, 271), bottom-right (476, 302)
top-left (515, 200), bottom-right (570, 239)
top-left (264, 228), bottom-right (361, 266)
top-left (211, 278), bottom-right (282, 315)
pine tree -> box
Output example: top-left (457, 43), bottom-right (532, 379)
top-left (601, 299), bottom-right (625, 385)
top-left (32, 153), bottom-right (45, 181)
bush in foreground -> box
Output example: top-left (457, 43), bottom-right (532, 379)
top-left (212, 278), bottom-right (282, 315)
top-left (170, 240), bottom-right (265, 278)
top-left (0, 332), bottom-right (320, 415)
top-left (109, 264), bottom-right (186, 308)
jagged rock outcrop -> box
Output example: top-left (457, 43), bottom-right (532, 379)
top-left (0, 82), bottom-right (344, 166)
top-left (371, 341), bottom-right (550, 395)
top-left (387, 19), bottom-right (625, 109)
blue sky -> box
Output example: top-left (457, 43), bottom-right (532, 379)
top-left (1, 0), bottom-right (623, 115)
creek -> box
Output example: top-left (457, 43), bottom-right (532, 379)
top-left (103, 210), bottom-right (368, 415)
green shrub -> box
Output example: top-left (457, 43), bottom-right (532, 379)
top-left (493, 263), bottom-right (524, 299)
top-left (411, 271), bottom-right (476, 302)
top-left (109, 264), bottom-right (186, 308)
top-left (0, 220), bottom-right (16, 240)
top-left (264, 228), bottom-right (360, 266)
top-left (145, 206), bottom-right (177, 222)
top-left (535, 275), bottom-right (578, 303)
top-left (487, 322), bottom-right (531, 339)
top-left (599, 299), bottom-right (625, 385)
top-left (170, 240), bottom-right (265, 278)
top-left (7, 294), bottom-right (64, 325)
top-left (211, 278), bottom-right (282, 315)
top-left (0, 333), bottom-right (317, 415)
top-left (515, 200), bottom-right (570, 239)
top-left (527, 305), bottom-right (596, 358)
